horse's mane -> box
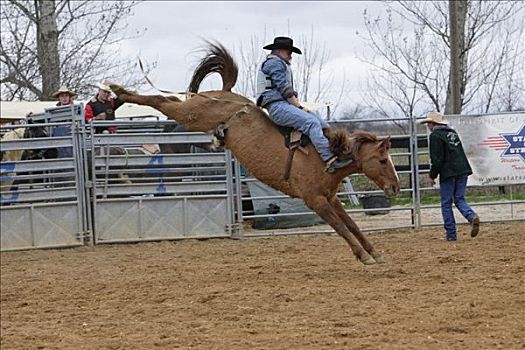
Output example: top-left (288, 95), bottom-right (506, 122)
top-left (328, 129), bottom-right (378, 157)
top-left (352, 130), bottom-right (379, 143)
top-left (188, 41), bottom-right (238, 93)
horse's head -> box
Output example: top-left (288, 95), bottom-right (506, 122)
top-left (357, 135), bottom-right (400, 198)
top-left (329, 129), bottom-right (400, 198)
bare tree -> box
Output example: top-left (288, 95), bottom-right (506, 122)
top-left (446, 0), bottom-right (467, 114)
top-left (358, 8), bottom-right (447, 115)
top-left (295, 27), bottom-right (350, 116)
top-left (356, 10), bottom-right (447, 131)
top-left (1, 0), bottom-right (154, 101)
top-left (358, 0), bottom-right (525, 117)
top-left (235, 33), bottom-right (268, 99)
top-left (479, 22), bottom-right (525, 112)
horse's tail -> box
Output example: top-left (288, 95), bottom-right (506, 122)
top-left (188, 41), bottom-right (238, 93)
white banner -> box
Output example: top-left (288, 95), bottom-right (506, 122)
top-left (444, 112), bottom-right (525, 186)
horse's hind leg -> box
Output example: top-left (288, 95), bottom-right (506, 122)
top-left (109, 84), bottom-right (180, 109)
top-left (329, 196), bottom-right (385, 263)
top-left (305, 196), bottom-right (375, 265)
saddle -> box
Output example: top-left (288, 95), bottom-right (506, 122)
top-left (212, 104), bottom-right (311, 181)
top-left (277, 126), bottom-right (310, 181)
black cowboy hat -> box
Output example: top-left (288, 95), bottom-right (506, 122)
top-left (263, 36), bottom-right (302, 54)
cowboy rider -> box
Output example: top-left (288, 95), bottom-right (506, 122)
top-left (256, 36), bottom-right (352, 171)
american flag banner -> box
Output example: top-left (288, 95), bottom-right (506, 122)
top-left (445, 112), bottom-right (525, 186)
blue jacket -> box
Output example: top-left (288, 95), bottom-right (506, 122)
top-left (257, 54), bottom-right (297, 107)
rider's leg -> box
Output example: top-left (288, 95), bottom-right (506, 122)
top-left (267, 101), bottom-right (334, 161)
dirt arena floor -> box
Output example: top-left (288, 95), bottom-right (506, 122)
top-left (1, 221), bottom-right (524, 350)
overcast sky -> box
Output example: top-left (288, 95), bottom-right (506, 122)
top-left (119, 1), bottom-right (390, 112)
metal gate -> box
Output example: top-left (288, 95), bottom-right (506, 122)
top-left (0, 105), bottom-right (89, 251)
top-left (85, 120), bottom-right (238, 243)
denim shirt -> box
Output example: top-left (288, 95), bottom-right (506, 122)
top-left (257, 54), bottom-right (297, 107)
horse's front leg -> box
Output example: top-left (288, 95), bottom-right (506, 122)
top-left (305, 196), bottom-right (376, 265)
top-left (329, 196), bottom-right (385, 263)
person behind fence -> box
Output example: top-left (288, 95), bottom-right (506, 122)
top-left (420, 111), bottom-right (480, 241)
top-left (52, 86), bottom-right (76, 106)
top-left (85, 81), bottom-right (124, 134)
top-left (255, 36), bottom-right (352, 172)
top-left (51, 86), bottom-right (77, 158)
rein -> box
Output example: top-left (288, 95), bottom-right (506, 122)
top-left (138, 58), bottom-right (185, 95)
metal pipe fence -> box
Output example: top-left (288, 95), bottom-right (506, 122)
top-left (1, 106), bottom-right (523, 251)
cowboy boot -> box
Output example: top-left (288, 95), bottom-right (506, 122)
top-left (470, 215), bottom-right (480, 237)
top-left (324, 156), bottom-right (353, 173)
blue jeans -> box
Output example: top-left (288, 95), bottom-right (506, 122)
top-left (267, 101), bottom-right (333, 161)
top-left (440, 175), bottom-right (477, 240)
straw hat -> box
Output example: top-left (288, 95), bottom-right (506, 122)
top-left (52, 86), bottom-right (77, 98)
top-left (419, 111), bottom-right (448, 125)
top-left (98, 82), bottom-right (112, 92)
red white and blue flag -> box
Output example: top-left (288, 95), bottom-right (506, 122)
top-left (446, 112), bottom-right (525, 186)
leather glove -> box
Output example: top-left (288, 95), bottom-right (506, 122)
top-left (299, 105), bottom-right (311, 113)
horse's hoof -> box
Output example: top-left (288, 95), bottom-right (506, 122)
top-left (361, 257), bottom-right (376, 265)
top-left (373, 255), bottom-right (385, 264)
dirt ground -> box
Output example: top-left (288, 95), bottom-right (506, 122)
top-left (1, 221), bottom-right (524, 350)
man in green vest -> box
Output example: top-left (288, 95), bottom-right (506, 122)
top-left (420, 112), bottom-right (480, 241)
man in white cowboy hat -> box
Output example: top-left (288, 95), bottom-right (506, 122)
top-left (85, 80), bottom-right (124, 133)
top-left (52, 85), bottom-right (77, 106)
top-left (255, 36), bottom-right (352, 172)
top-left (420, 111), bottom-right (480, 241)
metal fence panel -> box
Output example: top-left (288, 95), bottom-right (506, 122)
top-left (0, 105), bottom-right (89, 251)
top-left (1, 203), bottom-right (83, 251)
top-left (95, 196), bottom-right (229, 243)
top-left (3, 109), bottom-right (523, 251)
top-left (88, 120), bottom-right (235, 243)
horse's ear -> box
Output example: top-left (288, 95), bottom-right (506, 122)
top-left (378, 136), bottom-right (391, 151)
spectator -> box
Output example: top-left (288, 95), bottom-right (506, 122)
top-left (85, 81), bottom-right (124, 133)
top-left (52, 86), bottom-right (76, 106)
top-left (420, 111), bottom-right (480, 241)
top-left (51, 86), bottom-right (76, 158)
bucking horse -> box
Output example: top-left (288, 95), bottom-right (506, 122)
top-left (109, 42), bottom-right (400, 265)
